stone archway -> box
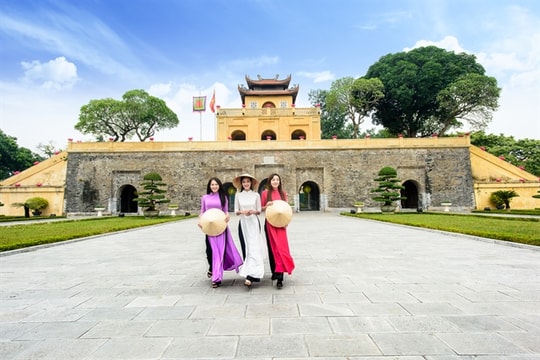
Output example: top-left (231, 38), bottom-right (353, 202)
top-left (258, 179), bottom-right (268, 197)
top-left (291, 129), bottom-right (306, 140)
top-left (299, 181), bottom-right (320, 211)
top-left (261, 130), bottom-right (276, 141)
top-left (262, 101), bottom-right (276, 108)
top-left (119, 184), bottom-right (138, 213)
top-left (401, 180), bottom-right (419, 209)
top-left (231, 130), bottom-right (246, 141)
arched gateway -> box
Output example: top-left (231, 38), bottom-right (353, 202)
top-left (118, 184), bottom-right (138, 213)
top-left (401, 180), bottom-right (420, 210)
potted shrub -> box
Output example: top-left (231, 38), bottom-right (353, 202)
top-left (370, 166), bottom-right (406, 213)
top-left (133, 171), bottom-right (170, 217)
top-left (490, 190), bottom-right (519, 210)
top-left (25, 196), bottom-right (49, 216)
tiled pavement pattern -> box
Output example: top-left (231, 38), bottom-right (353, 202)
top-left (1, 212), bottom-right (539, 359)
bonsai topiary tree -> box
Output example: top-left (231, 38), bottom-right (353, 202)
top-left (371, 166), bottom-right (406, 212)
top-left (25, 197), bottom-right (49, 215)
top-left (490, 190), bottom-right (519, 210)
top-left (133, 171), bottom-right (170, 214)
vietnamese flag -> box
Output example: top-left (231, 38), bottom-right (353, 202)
top-left (209, 89), bottom-right (215, 113)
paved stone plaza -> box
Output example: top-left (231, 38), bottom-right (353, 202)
top-left (1, 212), bottom-right (539, 359)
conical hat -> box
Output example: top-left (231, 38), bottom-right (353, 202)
top-left (265, 199), bottom-right (293, 228)
top-left (200, 208), bottom-right (227, 236)
top-left (233, 173), bottom-right (259, 190)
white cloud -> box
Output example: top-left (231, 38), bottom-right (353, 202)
top-left (0, 81), bottom-right (90, 151)
top-left (147, 82), bottom-right (173, 97)
top-left (476, 52), bottom-right (525, 76)
top-left (404, 31), bottom-right (540, 139)
top-left (297, 71), bottom-right (335, 83)
top-left (146, 82), bottom-right (238, 142)
top-left (404, 35), bottom-right (466, 53)
top-left (21, 57), bottom-right (78, 89)
top-left (1, 7), bottom-right (146, 82)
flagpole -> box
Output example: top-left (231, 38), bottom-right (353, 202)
top-left (210, 89), bottom-right (216, 140)
top-left (199, 88), bottom-right (202, 141)
top-left (193, 89), bottom-right (212, 141)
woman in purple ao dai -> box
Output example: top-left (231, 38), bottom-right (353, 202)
top-left (198, 177), bottom-right (243, 288)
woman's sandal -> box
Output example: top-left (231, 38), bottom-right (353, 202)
top-left (212, 282), bottom-right (220, 288)
top-left (244, 279), bottom-right (252, 287)
top-left (276, 279), bottom-right (283, 289)
top-left (206, 271), bottom-right (212, 278)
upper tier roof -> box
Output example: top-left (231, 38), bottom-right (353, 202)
top-left (245, 74), bottom-right (291, 89)
top-left (239, 74), bottom-right (298, 104)
top-left (237, 85), bottom-right (299, 104)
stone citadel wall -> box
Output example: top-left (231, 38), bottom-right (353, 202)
top-left (64, 139), bottom-right (475, 213)
top-left (5, 136), bottom-right (536, 217)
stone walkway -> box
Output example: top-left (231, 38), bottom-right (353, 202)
top-left (1, 212), bottom-right (539, 359)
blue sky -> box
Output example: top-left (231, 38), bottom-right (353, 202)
top-left (1, 0), bottom-right (539, 152)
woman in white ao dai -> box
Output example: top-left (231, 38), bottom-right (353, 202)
top-left (234, 174), bottom-right (265, 287)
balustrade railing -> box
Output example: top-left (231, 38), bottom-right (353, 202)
top-left (216, 107), bottom-right (318, 117)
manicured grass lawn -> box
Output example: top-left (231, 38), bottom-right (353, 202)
top-left (472, 209), bottom-right (540, 216)
top-left (0, 215), bottom-right (68, 223)
top-left (343, 212), bottom-right (540, 246)
top-left (2, 212), bottom-right (538, 252)
top-left (0, 216), bottom-right (195, 252)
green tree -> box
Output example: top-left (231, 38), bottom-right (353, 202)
top-left (0, 129), bottom-right (43, 180)
top-left (470, 132), bottom-right (540, 176)
top-left (350, 77), bottom-right (385, 136)
top-left (490, 190), bottom-right (519, 209)
top-left (359, 128), bottom-right (394, 138)
top-left (37, 141), bottom-right (62, 158)
top-left (436, 74), bottom-right (500, 134)
top-left (133, 171), bottom-right (170, 212)
top-left (326, 77), bottom-right (365, 138)
top-left (365, 46), bottom-right (500, 137)
top-left (308, 89), bottom-right (351, 139)
top-left (75, 89), bottom-right (179, 142)
top-left (25, 197), bottom-right (49, 212)
top-left (371, 166), bottom-right (406, 207)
